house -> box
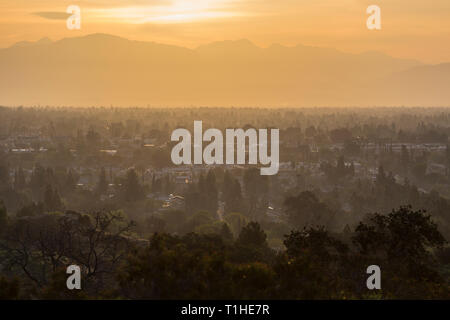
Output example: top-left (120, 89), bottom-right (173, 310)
top-left (160, 194), bottom-right (185, 212)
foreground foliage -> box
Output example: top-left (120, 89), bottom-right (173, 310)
top-left (0, 206), bottom-right (449, 299)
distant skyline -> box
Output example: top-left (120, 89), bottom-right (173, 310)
top-left (1, 0), bottom-right (450, 64)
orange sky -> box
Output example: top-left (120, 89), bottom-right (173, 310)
top-left (1, 0), bottom-right (450, 63)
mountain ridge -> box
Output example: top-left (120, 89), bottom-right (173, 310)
top-left (0, 33), bottom-right (448, 107)
top-left (4, 33), bottom-right (423, 64)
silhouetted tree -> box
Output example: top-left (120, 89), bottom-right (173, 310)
top-left (96, 168), bottom-right (108, 195)
top-left (13, 168), bottom-right (26, 191)
top-left (122, 169), bottom-right (144, 202)
top-left (0, 200), bottom-right (7, 235)
top-left (284, 191), bottom-right (336, 230)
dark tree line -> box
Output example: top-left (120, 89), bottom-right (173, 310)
top-left (1, 205), bottom-right (449, 299)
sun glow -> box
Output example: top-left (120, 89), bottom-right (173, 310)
top-left (90, 0), bottom-right (238, 24)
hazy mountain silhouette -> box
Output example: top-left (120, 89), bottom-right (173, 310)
top-left (10, 37), bottom-right (53, 48)
top-left (369, 63), bottom-right (450, 106)
top-left (0, 33), bottom-right (448, 107)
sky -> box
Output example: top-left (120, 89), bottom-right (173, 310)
top-left (0, 0), bottom-right (449, 63)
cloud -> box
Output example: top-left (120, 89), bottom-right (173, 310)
top-left (32, 12), bottom-right (71, 20)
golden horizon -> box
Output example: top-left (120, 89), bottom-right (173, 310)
top-left (1, 0), bottom-right (449, 64)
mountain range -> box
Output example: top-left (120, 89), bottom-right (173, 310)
top-left (0, 33), bottom-right (448, 107)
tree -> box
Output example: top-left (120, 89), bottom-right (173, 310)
top-left (220, 223), bottom-right (234, 243)
top-left (118, 233), bottom-right (232, 299)
top-left (29, 164), bottom-right (49, 200)
top-left (233, 222), bottom-right (272, 263)
top-left (43, 184), bottom-right (63, 211)
top-left (243, 168), bottom-right (268, 218)
top-left (183, 211), bottom-right (216, 234)
top-left (353, 206), bottom-right (445, 266)
top-left (1, 210), bottom-right (134, 294)
top-left (64, 169), bottom-right (76, 194)
top-left (185, 187), bottom-right (203, 215)
top-left (185, 170), bottom-right (219, 215)
top-left (204, 170), bottom-right (218, 215)
top-left (352, 206), bottom-right (447, 298)
top-left (86, 126), bottom-right (101, 147)
top-left (0, 200), bottom-right (7, 235)
top-left (122, 169), bottom-right (144, 202)
top-left (276, 227), bottom-right (348, 299)
top-left (16, 202), bottom-right (44, 217)
top-left (446, 144), bottom-right (450, 169)
top-left (336, 156), bottom-right (346, 175)
top-left (376, 165), bottom-right (386, 184)
top-left (96, 168), bottom-right (108, 195)
top-left (14, 168), bottom-right (26, 191)
top-left (284, 191), bottom-right (336, 230)
top-left (151, 175), bottom-right (162, 193)
top-left (223, 171), bottom-right (243, 214)
top-left (0, 161), bottom-right (10, 189)
top-left (145, 215), bottom-right (166, 234)
top-left (224, 212), bottom-right (248, 236)
top-left (162, 175), bottom-right (174, 194)
top-left (161, 210), bottom-right (187, 234)
top-left (330, 128), bottom-right (352, 143)
top-left (401, 145), bottom-right (410, 169)
top-left (236, 222), bottom-right (268, 248)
